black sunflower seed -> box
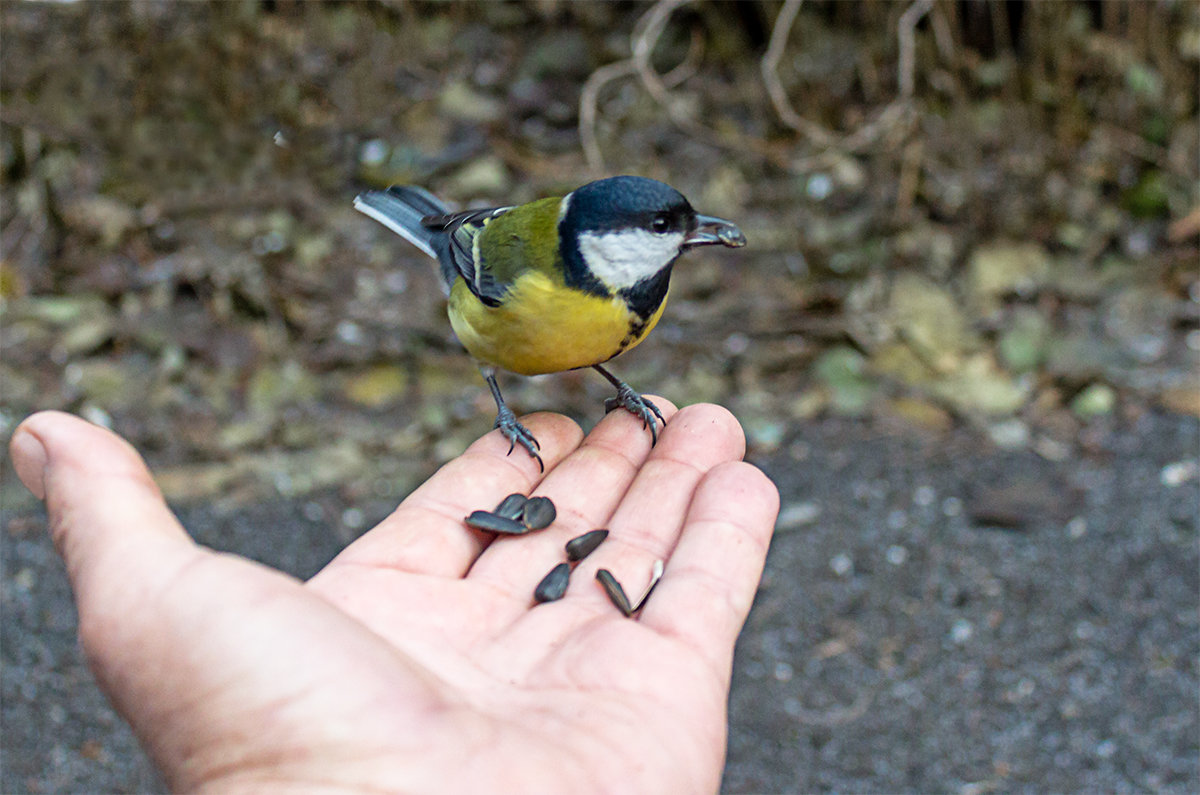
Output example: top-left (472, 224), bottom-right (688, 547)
top-left (493, 493), bottom-right (528, 521)
top-left (464, 510), bottom-right (529, 535)
top-left (521, 496), bottom-right (557, 530)
top-left (565, 529), bottom-right (609, 562)
top-left (534, 562), bottom-right (571, 603)
top-left (596, 568), bottom-right (633, 617)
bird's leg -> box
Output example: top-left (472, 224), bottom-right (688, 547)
top-left (592, 364), bottom-right (666, 445)
top-left (483, 368), bottom-right (543, 471)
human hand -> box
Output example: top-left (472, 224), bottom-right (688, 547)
top-left (10, 401), bottom-right (778, 794)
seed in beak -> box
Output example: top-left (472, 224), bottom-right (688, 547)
top-left (596, 569), bottom-right (633, 617)
top-left (493, 493), bottom-right (528, 520)
top-left (464, 509), bottom-right (529, 535)
top-left (522, 496), bottom-right (557, 530)
top-left (565, 529), bottom-right (609, 562)
top-left (684, 214), bottom-right (747, 249)
top-left (534, 562), bottom-right (571, 603)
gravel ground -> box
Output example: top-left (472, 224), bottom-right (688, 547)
top-left (3, 411), bottom-right (1196, 794)
top-left (728, 411), bottom-right (1199, 793)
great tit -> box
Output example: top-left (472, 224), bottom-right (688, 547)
top-left (354, 175), bottom-right (746, 469)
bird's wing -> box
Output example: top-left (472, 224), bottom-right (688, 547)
top-left (422, 206), bottom-right (514, 307)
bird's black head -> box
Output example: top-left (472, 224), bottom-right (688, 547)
top-left (557, 176), bottom-right (746, 319)
top-left (562, 176), bottom-right (697, 240)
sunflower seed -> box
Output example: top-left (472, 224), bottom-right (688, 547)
top-left (596, 568), bottom-right (633, 617)
top-left (521, 496), bottom-right (557, 530)
top-left (565, 529), bottom-right (609, 562)
top-left (534, 562), bottom-right (571, 603)
top-left (632, 559), bottom-right (664, 612)
top-left (464, 509), bottom-right (529, 535)
top-left (493, 493), bottom-right (528, 520)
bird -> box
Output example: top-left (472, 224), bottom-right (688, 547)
top-left (353, 175), bottom-right (746, 470)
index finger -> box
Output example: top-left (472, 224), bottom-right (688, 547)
top-left (326, 411), bottom-right (583, 579)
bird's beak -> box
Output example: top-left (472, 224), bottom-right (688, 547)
top-left (684, 215), bottom-right (747, 249)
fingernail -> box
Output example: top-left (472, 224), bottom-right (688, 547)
top-left (10, 427), bottom-right (48, 501)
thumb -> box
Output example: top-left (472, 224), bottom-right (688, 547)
top-left (9, 411), bottom-right (219, 779)
top-left (8, 410), bottom-right (213, 714)
top-left (9, 411), bottom-right (200, 604)
top-left (9, 413), bottom-right (444, 791)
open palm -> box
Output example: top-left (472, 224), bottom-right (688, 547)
top-left (10, 402), bottom-right (778, 793)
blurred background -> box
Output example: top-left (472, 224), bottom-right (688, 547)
top-left (1, 1), bottom-right (1196, 792)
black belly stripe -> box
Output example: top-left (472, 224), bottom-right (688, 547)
top-left (610, 264), bottom-right (674, 358)
top-left (619, 263), bottom-right (674, 322)
top-left (622, 316), bottom-right (648, 349)
top-left (600, 316), bottom-right (647, 364)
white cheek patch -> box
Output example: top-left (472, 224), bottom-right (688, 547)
top-left (578, 229), bottom-right (684, 291)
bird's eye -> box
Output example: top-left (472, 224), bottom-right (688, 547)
top-left (650, 214), bottom-right (671, 234)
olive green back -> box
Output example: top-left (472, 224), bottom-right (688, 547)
top-left (475, 196), bottom-right (564, 286)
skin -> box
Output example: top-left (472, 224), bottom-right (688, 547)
top-left (9, 402), bottom-right (779, 794)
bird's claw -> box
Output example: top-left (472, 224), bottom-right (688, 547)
top-left (604, 385), bottom-right (666, 445)
top-left (495, 406), bottom-right (543, 471)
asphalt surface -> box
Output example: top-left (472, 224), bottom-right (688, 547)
top-left (2, 412), bottom-right (1197, 793)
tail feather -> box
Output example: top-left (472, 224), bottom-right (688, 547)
top-left (353, 186), bottom-right (449, 260)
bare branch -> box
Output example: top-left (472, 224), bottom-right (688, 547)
top-left (578, 0), bottom-right (707, 173)
top-left (631, 0), bottom-right (712, 138)
top-left (579, 60), bottom-right (637, 173)
top-left (762, 0), bottom-right (933, 156)
top-left (898, 0), bottom-right (934, 98)
top-left (761, 0), bottom-right (837, 147)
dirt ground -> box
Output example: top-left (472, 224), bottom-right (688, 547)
top-left (2, 2), bottom-right (1197, 792)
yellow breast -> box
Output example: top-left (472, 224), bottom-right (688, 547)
top-left (447, 271), bottom-right (667, 376)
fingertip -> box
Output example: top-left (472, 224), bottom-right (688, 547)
top-left (674, 402), bottom-right (745, 442)
top-left (21, 411), bottom-right (162, 502)
top-left (502, 411), bottom-right (587, 475)
top-left (653, 402), bottom-right (747, 464)
top-left (521, 410), bottom-right (586, 452)
top-left (8, 410), bottom-right (191, 581)
top-left (577, 394), bottom-right (677, 464)
top-left (696, 460), bottom-right (781, 535)
top-left (462, 411), bottom-right (584, 473)
top-left (12, 411), bottom-right (146, 501)
top-left (10, 418), bottom-right (50, 501)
